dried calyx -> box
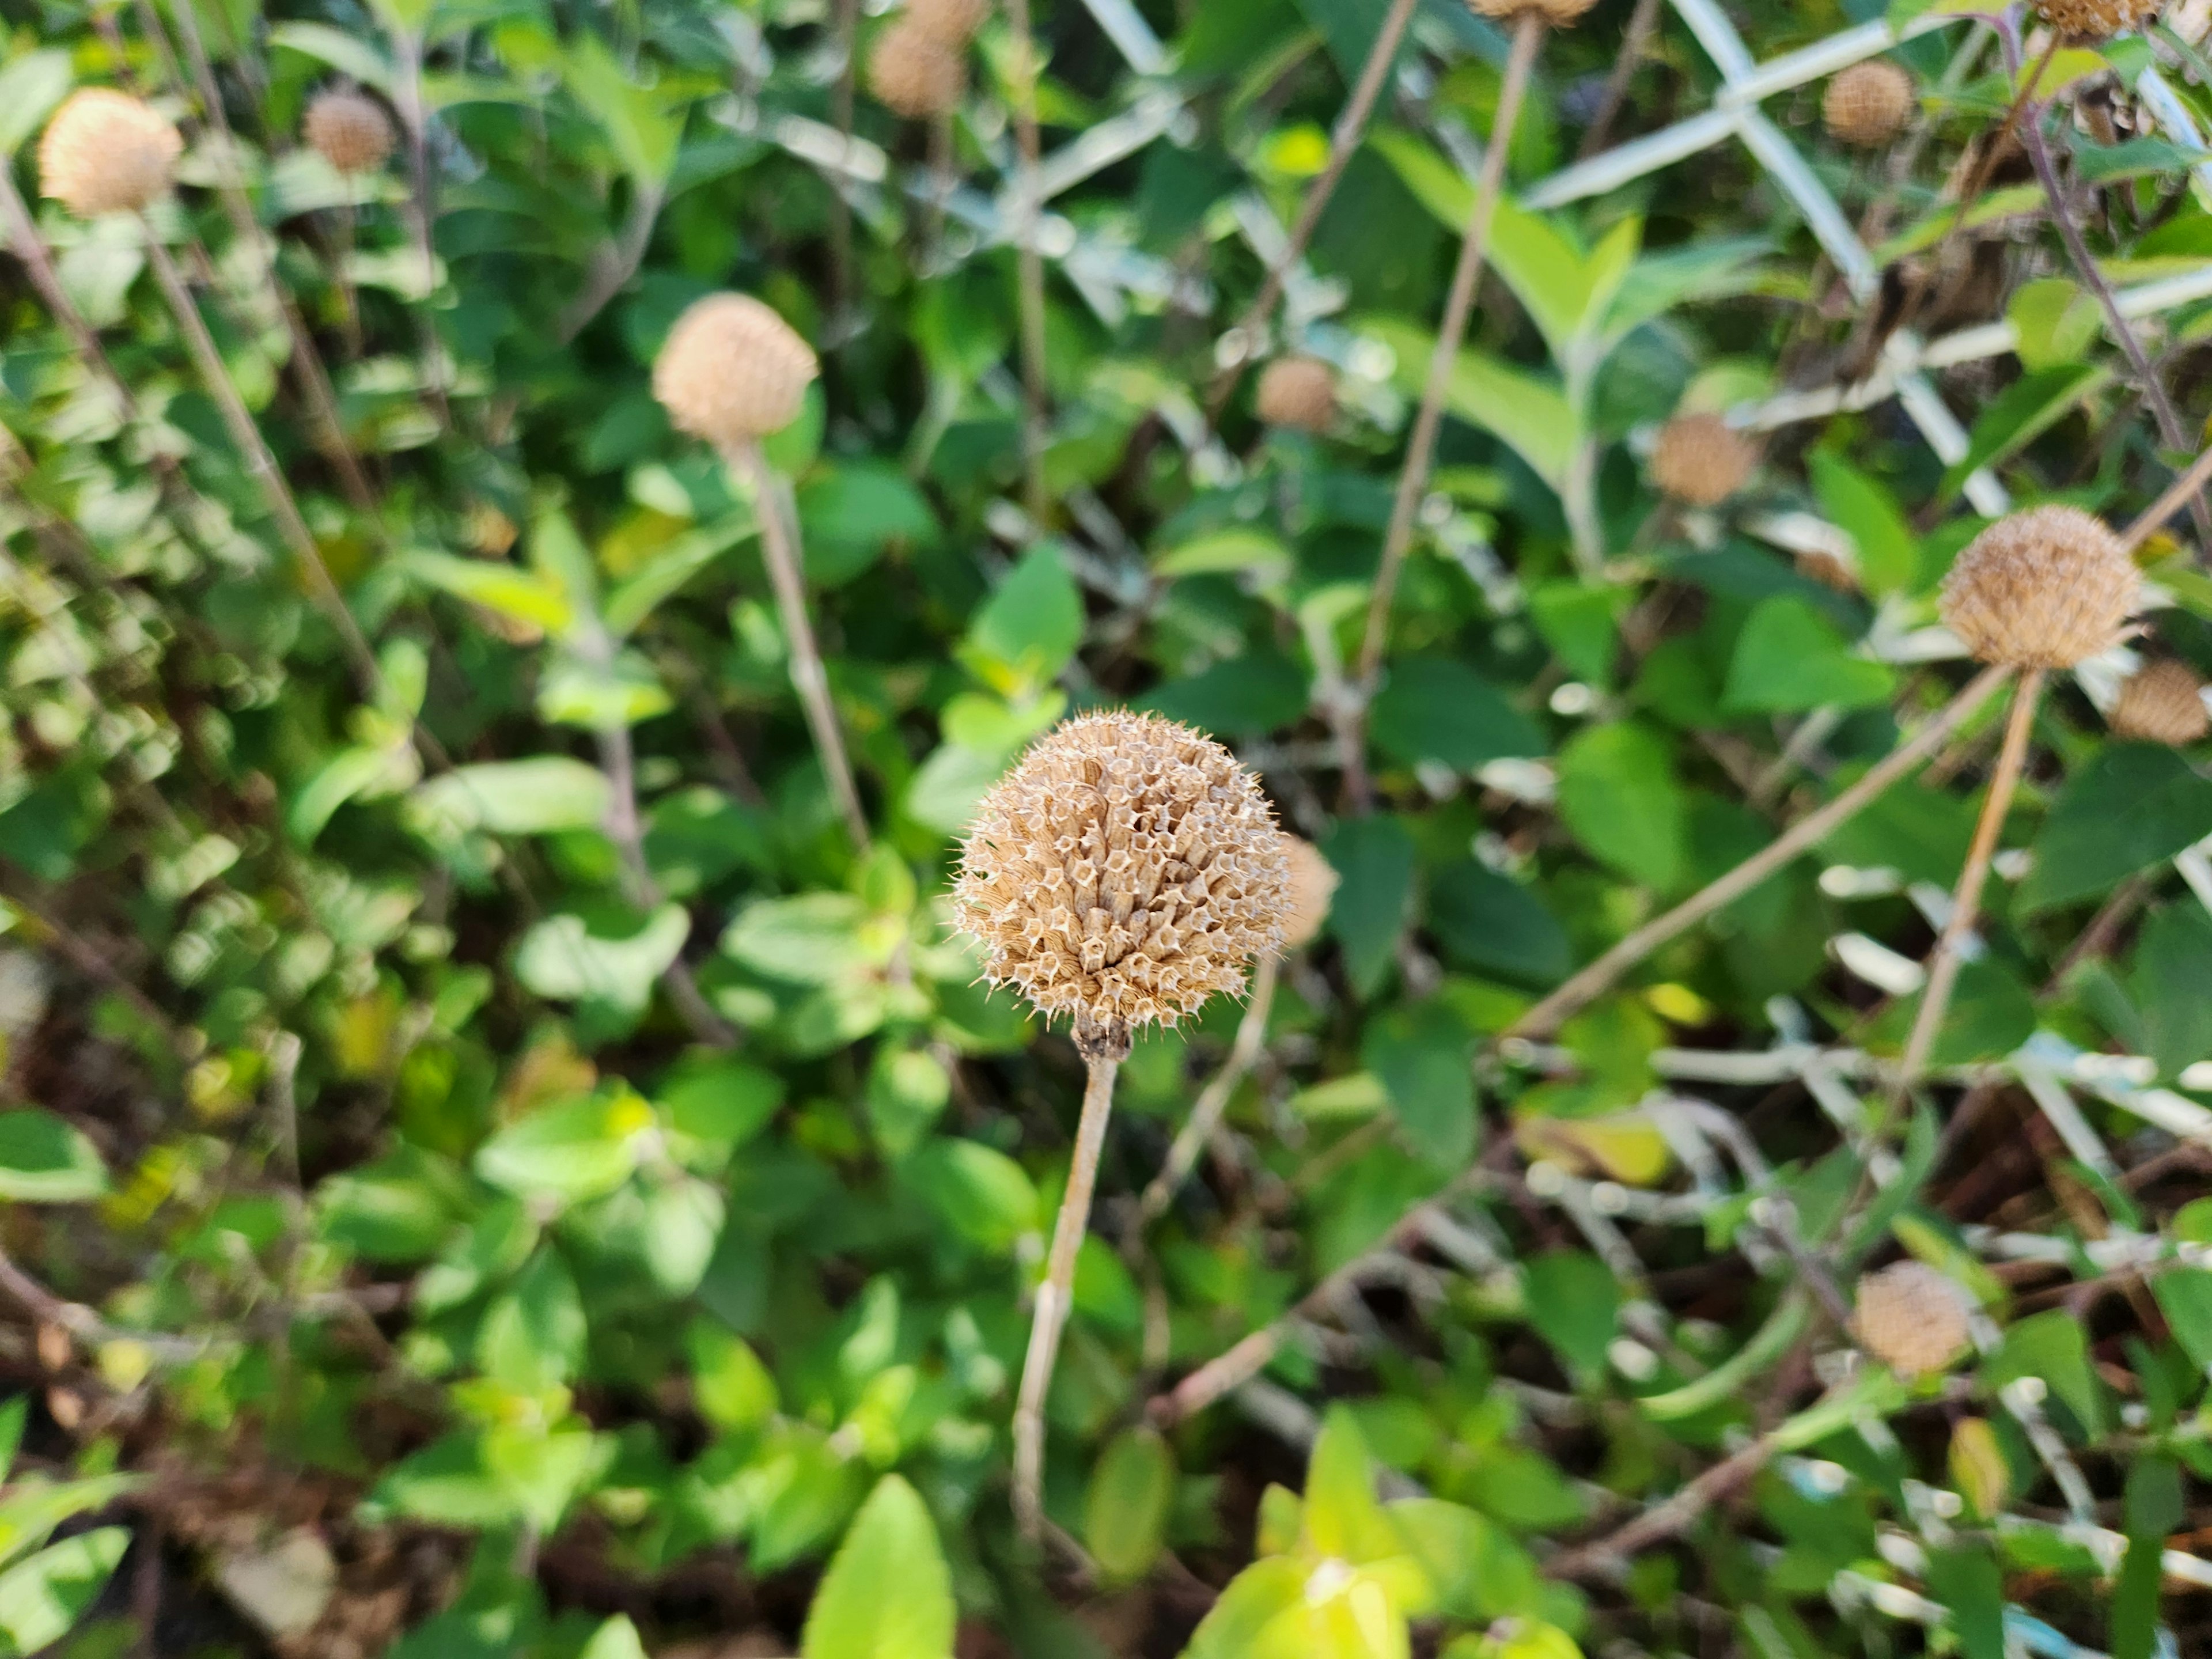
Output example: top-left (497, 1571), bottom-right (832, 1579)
top-left (38, 89), bottom-right (181, 218)
top-left (1853, 1260), bottom-right (1972, 1379)
top-left (953, 711), bottom-right (1292, 1055)
top-left (2033, 0), bottom-right (2163, 40)
top-left (1281, 838), bottom-right (1338, 951)
top-left (1650, 412), bottom-right (1759, 507)
top-left (1255, 357), bottom-right (1336, 434)
top-left (1466, 0), bottom-right (1599, 24)
top-left (1940, 505), bottom-right (2138, 670)
top-left (652, 294), bottom-right (819, 447)
top-left (868, 20), bottom-right (967, 118)
top-left (2110, 658), bottom-right (2210, 746)
top-left (1823, 59), bottom-right (1916, 148)
top-left (305, 89), bottom-right (397, 176)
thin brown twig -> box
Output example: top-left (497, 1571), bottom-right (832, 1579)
top-left (2123, 441), bottom-right (2212, 551)
top-left (1135, 954), bottom-right (1277, 1232)
top-left (1575, 0), bottom-right (1663, 161)
top-left (1003, 0), bottom-right (1051, 522)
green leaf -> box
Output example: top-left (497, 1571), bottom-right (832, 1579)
top-left (2006, 278), bottom-right (2103, 375)
top-left (267, 22), bottom-right (395, 94)
top-left (1942, 364), bottom-right (2106, 499)
top-left (290, 742), bottom-right (419, 844)
top-left (721, 893), bottom-right (872, 985)
top-left (1370, 658), bottom-right (1545, 772)
top-left (1301, 1408), bottom-right (1402, 1563)
top-left (1554, 723), bottom-right (1687, 891)
top-left (1359, 316), bottom-right (1578, 489)
top-left (1527, 584), bottom-right (1622, 688)
top-left (1982, 1308), bottom-right (2105, 1436)
top-left (603, 516), bottom-right (753, 635)
top-left (688, 1320), bottom-right (779, 1432)
top-left (902, 1140), bottom-right (1039, 1254)
top-left (1521, 1252), bottom-right (1619, 1382)
top-left (2020, 744), bottom-right (2212, 912)
top-left (403, 550), bottom-right (575, 637)
top-left (478, 1247), bottom-right (587, 1393)
top-left (1807, 452), bottom-right (1918, 595)
top-left (1427, 862), bottom-right (1570, 988)
top-left (561, 35), bottom-right (686, 184)
top-left (1145, 653), bottom-right (1308, 733)
top-left (642, 1177), bottom-right (725, 1295)
top-left (795, 463), bottom-right (939, 586)
top-left (0, 1109), bottom-right (106, 1203)
top-left (1321, 818), bottom-right (1415, 998)
top-left (1723, 597), bottom-right (1895, 713)
top-left (2130, 904), bottom-right (2212, 1078)
top-left (1363, 1002), bottom-right (1477, 1170)
top-left (1153, 527), bottom-right (1294, 582)
top-left (800, 1475), bottom-right (956, 1659)
top-left (409, 757), bottom-right (611, 838)
top-left (658, 1055), bottom-right (785, 1152)
top-left (579, 1615), bottom-right (648, 1659)
top-left (475, 1094), bottom-right (652, 1202)
top-left (0, 52), bottom-right (73, 156)
top-left (0, 1528), bottom-right (128, 1655)
top-left (515, 906), bottom-right (691, 1012)
top-left (1084, 1427), bottom-right (1176, 1584)
top-left (958, 544), bottom-right (1085, 695)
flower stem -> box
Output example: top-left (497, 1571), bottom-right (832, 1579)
top-left (1014, 1042), bottom-right (1123, 1543)
top-left (1003, 0), bottom-right (1051, 522)
top-left (1136, 953), bottom-right (1277, 1232)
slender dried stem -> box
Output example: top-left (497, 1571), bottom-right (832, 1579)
top-left (1203, 0), bottom-right (1419, 421)
top-left (1136, 954), bottom-right (1277, 1231)
top-left (1014, 1046), bottom-right (1122, 1543)
top-left (828, 0), bottom-right (859, 338)
top-left (1003, 0), bottom-right (1051, 521)
top-left (1509, 664), bottom-right (2014, 1041)
top-left (1575, 0), bottom-right (1662, 161)
top-left (389, 23), bottom-right (452, 429)
top-left (2122, 441), bottom-right (2212, 552)
top-left (0, 170), bottom-right (141, 424)
top-left (729, 440), bottom-right (871, 849)
top-left (1895, 668), bottom-right (2045, 1097)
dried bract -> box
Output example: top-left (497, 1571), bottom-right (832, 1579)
top-left (1940, 505), bottom-right (2138, 669)
top-left (953, 711), bottom-right (1291, 1046)
top-left (2033, 0), bottom-right (2163, 40)
top-left (38, 89), bottom-right (180, 218)
top-left (304, 89), bottom-right (396, 176)
top-left (1823, 60), bottom-right (1915, 148)
top-left (868, 20), bottom-right (966, 118)
top-left (652, 294), bottom-right (819, 446)
top-left (1255, 357), bottom-right (1336, 433)
top-left (1853, 1261), bottom-right (1972, 1378)
top-left (2110, 658), bottom-right (2210, 746)
top-left (1281, 837), bottom-right (1338, 951)
top-left (1650, 413), bottom-right (1759, 507)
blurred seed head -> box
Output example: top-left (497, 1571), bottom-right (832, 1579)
top-left (953, 711), bottom-right (1291, 1048)
top-left (304, 89), bottom-right (396, 176)
top-left (1823, 60), bottom-right (1916, 148)
top-left (1940, 505), bottom-right (2138, 669)
top-left (1650, 412), bottom-right (1759, 507)
top-left (2033, 0), bottom-right (2163, 40)
top-left (1467, 0), bottom-right (1600, 25)
top-left (652, 293), bottom-right (819, 447)
top-left (1255, 357), bottom-right (1337, 434)
top-left (2109, 658), bottom-right (2210, 745)
top-left (906, 0), bottom-right (990, 41)
top-left (1853, 1260), bottom-right (1971, 1378)
top-left (1281, 837), bottom-right (1338, 951)
top-left (868, 20), bottom-right (967, 118)
top-left (38, 89), bottom-right (181, 218)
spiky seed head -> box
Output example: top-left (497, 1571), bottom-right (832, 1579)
top-left (868, 20), bottom-right (967, 118)
top-left (1940, 505), bottom-right (2138, 669)
top-left (906, 0), bottom-right (990, 41)
top-left (1823, 60), bottom-right (1916, 148)
top-left (1281, 837), bottom-right (1338, 951)
top-left (652, 294), bottom-right (819, 446)
top-left (2110, 658), bottom-right (2210, 746)
top-left (953, 711), bottom-right (1292, 1051)
top-left (1466, 0), bottom-right (1599, 24)
top-left (304, 89), bottom-right (396, 176)
top-left (2033, 0), bottom-right (2163, 40)
top-left (1255, 357), bottom-right (1337, 433)
top-left (1853, 1261), bottom-right (1972, 1379)
top-left (1650, 412), bottom-right (1759, 507)
top-left (37, 89), bottom-right (181, 218)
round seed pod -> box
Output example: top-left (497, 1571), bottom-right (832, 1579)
top-left (2110, 658), bottom-right (2210, 745)
top-left (652, 293), bottom-right (819, 447)
top-left (1467, 0), bottom-right (1600, 24)
top-left (1823, 60), bottom-right (1916, 149)
top-left (2033, 0), bottom-right (2163, 40)
top-left (1281, 837), bottom-right (1339, 951)
top-left (1650, 412), bottom-right (1759, 507)
top-left (37, 89), bottom-right (181, 218)
top-left (303, 89), bottom-right (396, 176)
top-left (868, 20), bottom-right (967, 119)
top-left (953, 711), bottom-right (1292, 1049)
top-left (1939, 505), bottom-right (2138, 670)
top-left (1853, 1261), bottom-right (1972, 1379)
top-left (1255, 357), bottom-right (1337, 434)
top-left (907, 0), bottom-right (991, 41)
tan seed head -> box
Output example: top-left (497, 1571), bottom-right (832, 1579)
top-left (1939, 505), bottom-right (2138, 670)
top-left (1823, 60), bottom-right (1916, 148)
top-left (2033, 0), bottom-right (2163, 39)
top-left (304, 89), bottom-right (396, 176)
top-left (1650, 412), bottom-right (1759, 507)
top-left (2110, 658), bottom-right (2210, 746)
top-left (953, 711), bottom-right (1291, 1050)
top-left (38, 89), bottom-right (181, 218)
top-left (868, 20), bottom-right (967, 118)
top-left (907, 0), bottom-right (991, 41)
top-left (1466, 0), bottom-right (1599, 24)
top-left (1255, 357), bottom-right (1337, 434)
top-left (1853, 1261), bottom-right (1971, 1378)
top-left (652, 293), bottom-right (819, 447)
top-left (1281, 837), bottom-right (1338, 951)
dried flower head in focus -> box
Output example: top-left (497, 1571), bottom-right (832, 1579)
top-left (953, 711), bottom-right (1291, 1050)
top-left (2110, 658), bottom-right (2210, 745)
top-left (1940, 505), bottom-right (2138, 670)
top-left (1853, 1260), bottom-right (1972, 1378)
top-left (652, 294), bottom-right (819, 447)
top-left (1281, 838), bottom-right (1338, 951)
top-left (2033, 0), bottom-right (2163, 40)
top-left (38, 89), bottom-right (181, 218)
top-left (1823, 59), bottom-right (1915, 147)
top-left (1255, 357), bottom-right (1337, 434)
top-left (1650, 412), bottom-right (1759, 507)
top-left (1467, 0), bottom-right (1599, 24)
top-left (868, 20), bottom-right (967, 118)
top-left (304, 89), bottom-right (397, 176)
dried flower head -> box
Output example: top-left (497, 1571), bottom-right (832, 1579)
top-left (907, 0), bottom-right (990, 41)
top-left (2033, 0), bottom-right (2162, 40)
top-left (1823, 60), bottom-right (1916, 148)
top-left (2110, 658), bottom-right (2210, 746)
top-left (1466, 0), bottom-right (1599, 24)
top-left (1853, 1260), bottom-right (1972, 1378)
top-left (868, 20), bottom-right (967, 118)
top-left (953, 711), bottom-right (1291, 1051)
top-left (1281, 837), bottom-right (1338, 951)
top-left (37, 89), bottom-right (181, 218)
top-left (1650, 412), bottom-right (1759, 507)
top-left (1940, 505), bottom-right (2138, 669)
top-left (304, 89), bottom-right (396, 176)
top-left (652, 294), bottom-right (819, 447)
top-left (1255, 357), bottom-right (1337, 433)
